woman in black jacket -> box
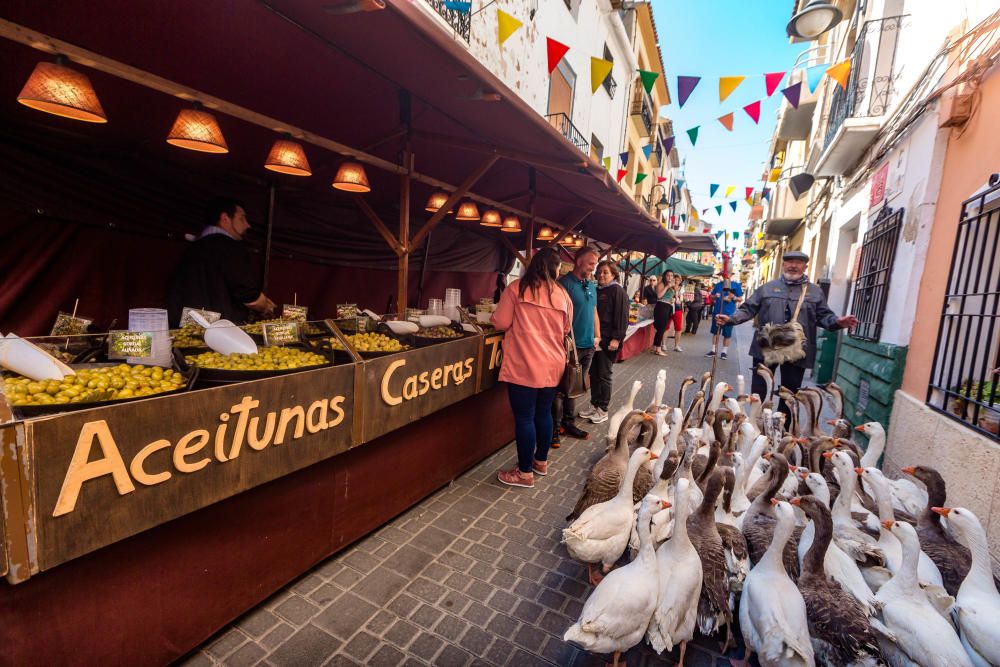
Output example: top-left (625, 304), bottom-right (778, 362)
top-left (579, 260), bottom-right (630, 425)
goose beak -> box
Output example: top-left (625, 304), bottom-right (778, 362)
top-left (643, 413), bottom-right (654, 421)
top-left (796, 437), bottom-right (809, 444)
top-left (763, 451), bottom-right (773, 460)
top-left (790, 497), bottom-right (801, 506)
top-left (660, 500), bottom-right (672, 510)
top-left (882, 519), bottom-right (894, 529)
top-left (855, 425), bottom-right (866, 432)
top-left (822, 451), bottom-right (834, 460)
top-left (901, 466), bottom-right (916, 475)
top-left (825, 419), bottom-right (837, 425)
top-left (770, 498), bottom-right (780, 506)
top-left (854, 467), bottom-right (865, 475)
top-left (649, 452), bottom-right (659, 460)
top-left (932, 506), bottom-right (952, 517)
top-left (798, 470), bottom-right (809, 480)
top-left (788, 465), bottom-right (797, 473)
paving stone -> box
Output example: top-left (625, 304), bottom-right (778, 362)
top-left (439, 549), bottom-right (474, 572)
top-left (410, 525), bottom-right (457, 555)
top-left (383, 544), bottom-right (435, 579)
top-left (538, 610), bottom-right (570, 636)
top-left (463, 527), bottom-right (488, 543)
top-left (205, 628), bottom-right (247, 660)
top-left (509, 647), bottom-right (551, 667)
top-left (490, 570), bottom-right (517, 589)
top-left (512, 579), bottom-right (536, 599)
top-left (538, 588), bottom-right (567, 613)
top-left (559, 577), bottom-right (588, 599)
top-left (353, 569), bottom-right (409, 606)
top-left (366, 610), bottom-right (396, 635)
top-left (439, 589), bottom-right (472, 615)
top-left (368, 644), bottom-right (407, 667)
top-left (444, 571), bottom-right (473, 592)
top-left (463, 601), bottom-right (493, 627)
top-left (495, 554), bottom-right (522, 575)
top-left (236, 607), bottom-right (281, 638)
top-left (518, 561), bottom-right (546, 583)
top-left (410, 603), bottom-right (444, 629)
top-left (434, 613), bottom-right (469, 642)
top-left (341, 550), bottom-right (377, 574)
top-left (177, 652), bottom-right (212, 667)
top-left (436, 644), bottom-right (474, 667)
top-left (410, 632), bottom-right (445, 661)
top-left (452, 496), bottom-right (492, 518)
top-left (331, 567), bottom-right (364, 590)
top-left (423, 561), bottom-right (452, 583)
top-left (481, 534), bottom-right (505, 550)
top-left (313, 593), bottom-right (378, 640)
top-left (512, 600), bottom-right (544, 625)
top-left (542, 636), bottom-right (581, 665)
top-left (435, 509), bottom-right (476, 535)
top-left (406, 577), bottom-right (446, 604)
top-left (459, 624), bottom-right (494, 656)
top-left (467, 561), bottom-right (496, 583)
top-left (259, 623), bottom-right (294, 650)
top-left (564, 598), bottom-right (584, 619)
top-left (384, 618), bottom-right (420, 649)
top-left (485, 613), bottom-right (519, 638)
top-left (308, 583), bottom-right (340, 606)
top-left (268, 625), bottom-right (340, 667)
top-left (386, 593), bottom-right (421, 619)
top-left (465, 578), bottom-right (495, 603)
top-left (484, 638), bottom-right (518, 666)
top-left (290, 574), bottom-right (324, 596)
top-left (273, 595), bottom-right (320, 626)
top-left (326, 656), bottom-right (363, 667)
top-left (487, 589), bottom-right (518, 614)
top-left (341, 631), bottom-right (380, 662)
top-left (224, 642), bottom-right (264, 667)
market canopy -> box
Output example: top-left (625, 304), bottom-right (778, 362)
top-left (620, 255), bottom-right (716, 277)
top-left (671, 232), bottom-right (721, 253)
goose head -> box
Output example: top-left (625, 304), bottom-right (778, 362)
top-left (855, 421), bottom-right (885, 439)
top-left (931, 506), bottom-right (983, 548)
top-left (803, 472), bottom-right (831, 505)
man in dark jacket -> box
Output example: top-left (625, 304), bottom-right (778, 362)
top-left (715, 251), bottom-right (858, 415)
top-left (684, 282), bottom-right (705, 334)
top-left (168, 198), bottom-right (276, 326)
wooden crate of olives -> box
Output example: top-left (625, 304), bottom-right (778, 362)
top-left (412, 323), bottom-right (470, 347)
top-left (178, 343), bottom-right (336, 385)
top-left (326, 330), bottom-right (412, 361)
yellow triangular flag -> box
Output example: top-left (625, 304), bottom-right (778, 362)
top-left (497, 9), bottom-right (522, 46)
top-left (725, 185), bottom-right (736, 198)
top-left (826, 59), bottom-right (852, 90)
top-left (719, 76), bottom-right (746, 102)
top-left (590, 57), bottom-right (614, 94)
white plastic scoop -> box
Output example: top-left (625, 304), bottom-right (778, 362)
top-left (187, 311), bottom-right (258, 356)
top-left (0, 333), bottom-right (75, 381)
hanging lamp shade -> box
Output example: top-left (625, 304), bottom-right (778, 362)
top-left (166, 107), bottom-right (228, 153)
top-left (572, 236), bottom-right (586, 249)
top-left (17, 59), bottom-right (107, 123)
top-left (264, 138), bottom-right (312, 176)
top-left (455, 201), bottom-right (481, 221)
top-left (500, 216), bottom-right (521, 233)
top-left (559, 233), bottom-right (576, 246)
top-left (424, 191), bottom-right (451, 213)
top-left (332, 161), bottom-right (371, 192)
top-left (535, 225), bottom-right (556, 240)
top-left (787, 0), bottom-right (843, 39)
top-left (480, 209), bottom-right (502, 227)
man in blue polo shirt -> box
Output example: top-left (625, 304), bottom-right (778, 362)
top-left (705, 275), bottom-right (743, 360)
top-left (555, 246), bottom-right (601, 442)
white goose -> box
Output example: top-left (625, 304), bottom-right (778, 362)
top-left (646, 478), bottom-right (702, 663)
top-left (933, 506), bottom-right (1000, 667)
top-left (564, 494), bottom-right (669, 667)
top-left (563, 447), bottom-right (657, 584)
top-left (738, 499), bottom-right (815, 667)
top-left (824, 451), bottom-right (885, 566)
top-left (645, 369), bottom-right (666, 414)
top-left (875, 520), bottom-right (972, 667)
top-left (608, 381), bottom-right (642, 443)
top-left (856, 422), bottom-right (926, 515)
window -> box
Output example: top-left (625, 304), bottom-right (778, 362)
top-left (547, 60), bottom-right (575, 118)
top-left (601, 44), bottom-right (617, 97)
top-left (848, 205), bottom-right (903, 341)
top-left (927, 175), bottom-right (1000, 442)
top-left (590, 135), bottom-right (604, 163)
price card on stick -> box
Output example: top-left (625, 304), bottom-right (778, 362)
top-left (50, 312), bottom-right (93, 336)
top-left (282, 304), bottom-right (309, 321)
top-left (263, 322), bottom-right (299, 347)
top-left (179, 307), bottom-right (221, 327)
top-left (108, 331), bottom-right (154, 360)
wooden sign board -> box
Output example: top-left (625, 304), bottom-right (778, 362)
top-left (362, 336), bottom-right (481, 441)
top-left (478, 332), bottom-right (505, 392)
top-left (24, 363), bottom-right (357, 571)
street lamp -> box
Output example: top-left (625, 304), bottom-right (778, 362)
top-left (787, 0), bottom-right (844, 40)
top-left (649, 184), bottom-right (670, 212)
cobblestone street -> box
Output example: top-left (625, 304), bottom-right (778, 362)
top-left (184, 322), bottom-right (761, 666)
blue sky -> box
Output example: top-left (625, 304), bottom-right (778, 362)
top-left (650, 0), bottom-right (801, 242)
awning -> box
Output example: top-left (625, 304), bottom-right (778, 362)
top-left (620, 256), bottom-right (716, 278)
top-left (671, 232), bottom-right (721, 253)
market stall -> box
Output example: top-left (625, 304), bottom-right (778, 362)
top-left (0, 1), bottom-right (678, 663)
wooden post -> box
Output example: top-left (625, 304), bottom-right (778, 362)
top-left (398, 90), bottom-right (412, 315)
top-left (526, 167), bottom-right (536, 261)
top-left (262, 184), bottom-right (276, 291)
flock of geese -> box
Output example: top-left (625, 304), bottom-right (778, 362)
top-left (557, 366), bottom-right (1000, 667)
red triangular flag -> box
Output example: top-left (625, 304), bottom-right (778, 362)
top-left (718, 112), bottom-right (734, 131)
top-left (616, 168), bottom-right (628, 183)
top-left (764, 71), bottom-right (786, 97)
top-left (657, 176), bottom-right (667, 183)
top-left (743, 100), bottom-right (761, 124)
top-left (745, 187), bottom-right (754, 200)
top-left (546, 37), bottom-right (570, 74)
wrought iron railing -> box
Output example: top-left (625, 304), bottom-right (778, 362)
top-left (927, 174), bottom-right (1000, 442)
top-left (603, 72), bottom-right (617, 98)
top-left (653, 141), bottom-right (663, 166)
top-left (824, 15), bottom-right (906, 149)
top-left (424, 0), bottom-right (471, 41)
top-left (630, 88), bottom-right (653, 136)
top-left (849, 205), bottom-right (903, 341)
top-left (545, 112), bottom-right (589, 153)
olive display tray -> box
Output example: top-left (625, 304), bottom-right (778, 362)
top-left (323, 327), bottom-right (413, 362)
top-left (177, 344), bottom-right (337, 386)
top-left (9, 356), bottom-right (199, 418)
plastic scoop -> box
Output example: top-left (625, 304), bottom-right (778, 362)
top-left (0, 333), bottom-right (75, 381)
top-left (187, 311), bottom-right (258, 355)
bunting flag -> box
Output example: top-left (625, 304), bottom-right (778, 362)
top-left (743, 100), bottom-right (761, 124)
top-left (732, 231), bottom-right (740, 239)
top-left (806, 64), bottom-right (826, 94)
top-left (825, 59), bottom-right (852, 90)
top-left (764, 71), bottom-right (786, 96)
top-left (781, 82), bottom-right (802, 109)
top-left (546, 38), bottom-right (570, 74)
top-left (680, 213), bottom-right (687, 223)
top-left (677, 76), bottom-right (701, 107)
top-left (715, 205), bottom-right (723, 215)
top-left (745, 187), bottom-right (754, 200)
top-left (661, 135), bottom-right (675, 153)
top-left (762, 187), bottom-right (772, 200)
top-left (620, 151), bottom-right (629, 167)
top-left (709, 184), bottom-right (719, 197)
top-left (718, 112), bottom-right (735, 131)
top-left (590, 57), bottom-right (614, 93)
top-left (725, 185), bottom-right (736, 198)
top-left (602, 156), bottom-right (611, 171)
top-left (638, 69), bottom-right (660, 95)
top-left (702, 208), bottom-right (709, 215)
top-left (444, 0), bottom-right (472, 10)
top-left (616, 168), bottom-right (628, 183)
top-left (686, 126), bottom-right (700, 146)
top-left (642, 144), bottom-right (653, 160)
top-left (676, 179), bottom-right (685, 189)
top-left (635, 173), bottom-right (648, 184)
top-left (497, 9), bottom-right (522, 45)
top-left (657, 176), bottom-right (667, 183)
top-left (719, 76), bottom-right (746, 102)
top-left (729, 201), bottom-right (738, 212)
top-left (715, 231), bottom-right (724, 239)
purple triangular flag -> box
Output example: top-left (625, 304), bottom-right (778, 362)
top-left (620, 151), bottom-right (629, 167)
top-left (762, 187), bottom-right (772, 200)
top-left (661, 135), bottom-right (675, 154)
top-left (677, 76), bottom-right (701, 108)
top-left (781, 82), bottom-right (802, 109)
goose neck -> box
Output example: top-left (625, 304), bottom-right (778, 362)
top-left (961, 524), bottom-right (995, 589)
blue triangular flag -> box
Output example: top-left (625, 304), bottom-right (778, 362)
top-left (642, 144), bottom-right (652, 160)
top-left (729, 200), bottom-right (738, 212)
top-left (709, 184), bottom-right (719, 197)
top-left (715, 231), bottom-right (724, 239)
top-left (676, 179), bottom-right (685, 190)
top-left (620, 151), bottom-right (629, 167)
top-left (806, 65), bottom-right (826, 94)
top-left (443, 0), bottom-right (471, 11)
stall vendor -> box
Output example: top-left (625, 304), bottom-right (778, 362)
top-left (168, 198), bottom-right (276, 326)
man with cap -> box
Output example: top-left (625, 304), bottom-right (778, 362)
top-left (715, 250), bottom-right (858, 415)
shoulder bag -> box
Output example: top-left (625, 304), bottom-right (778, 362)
top-left (561, 323), bottom-right (588, 398)
top-left (757, 284), bottom-right (809, 366)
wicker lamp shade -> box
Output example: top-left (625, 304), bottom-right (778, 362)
top-left (166, 108), bottom-right (229, 153)
top-left (500, 216), bottom-right (521, 233)
top-left (424, 191), bottom-right (451, 213)
top-left (480, 209), bottom-right (502, 227)
top-left (535, 225), bottom-right (556, 241)
top-left (332, 161), bottom-right (371, 192)
top-left (17, 60), bottom-right (107, 123)
top-left (264, 139), bottom-right (312, 176)
top-left (455, 201), bottom-right (480, 221)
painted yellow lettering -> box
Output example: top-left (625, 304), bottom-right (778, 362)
top-left (53, 420), bottom-right (136, 517)
top-left (306, 399), bottom-right (329, 433)
top-left (247, 413), bottom-right (276, 451)
top-left (275, 406), bottom-right (306, 444)
top-left (431, 367), bottom-right (443, 389)
top-left (228, 396), bottom-right (259, 459)
top-left (327, 396), bottom-right (346, 427)
top-left (418, 371), bottom-right (430, 396)
top-left (174, 429), bottom-right (211, 473)
top-left (129, 439), bottom-right (172, 486)
top-left (403, 375), bottom-right (419, 400)
top-left (214, 413), bottom-right (230, 462)
top-left (381, 359), bottom-right (405, 406)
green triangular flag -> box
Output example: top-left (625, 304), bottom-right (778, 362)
top-left (686, 126), bottom-right (700, 146)
top-left (638, 69), bottom-right (659, 95)
top-left (635, 173), bottom-right (648, 184)
top-left (680, 213), bottom-right (687, 222)
top-left (732, 231), bottom-right (740, 239)
top-left (715, 205), bottom-right (723, 215)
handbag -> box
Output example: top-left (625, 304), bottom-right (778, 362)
top-left (757, 285), bottom-right (809, 366)
top-left (560, 324), bottom-right (588, 398)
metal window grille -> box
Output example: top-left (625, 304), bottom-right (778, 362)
top-left (424, 0), bottom-right (471, 41)
top-left (544, 112), bottom-right (589, 153)
top-left (927, 174), bottom-right (1000, 442)
top-left (849, 205), bottom-right (903, 341)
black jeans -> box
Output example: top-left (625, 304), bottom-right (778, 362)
top-left (554, 346), bottom-right (594, 425)
top-left (652, 302), bottom-right (673, 347)
top-left (507, 384), bottom-right (558, 473)
top-left (749, 358), bottom-right (807, 418)
top-left (589, 348), bottom-right (616, 410)
top-left (685, 306), bottom-right (703, 334)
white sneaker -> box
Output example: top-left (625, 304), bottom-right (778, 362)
top-left (589, 408), bottom-right (609, 424)
top-left (578, 405), bottom-right (598, 419)
top-left (674, 346), bottom-right (684, 352)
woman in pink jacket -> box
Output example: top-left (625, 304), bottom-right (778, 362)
top-left (491, 247), bottom-right (573, 488)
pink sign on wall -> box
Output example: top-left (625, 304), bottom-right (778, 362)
top-left (870, 162), bottom-right (889, 209)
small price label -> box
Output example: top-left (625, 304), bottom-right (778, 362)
top-left (282, 304), bottom-right (309, 321)
top-left (179, 307), bottom-right (221, 327)
top-left (263, 322), bottom-right (299, 347)
top-left (108, 330), bottom-right (153, 359)
top-left (51, 312), bottom-right (93, 336)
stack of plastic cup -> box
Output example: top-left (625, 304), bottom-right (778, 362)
top-left (427, 299), bottom-right (444, 316)
top-left (444, 289), bottom-right (462, 322)
top-left (127, 308), bottom-right (171, 367)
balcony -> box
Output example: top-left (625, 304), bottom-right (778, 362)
top-left (652, 140), bottom-right (663, 167)
top-left (776, 45), bottom-right (826, 141)
top-left (816, 15), bottom-right (906, 177)
top-left (545, 112), bottom-right (589, 154)
top-left (764, 166), bottom-right (809, 239)
top-left (423, 0), bottom-right (471, 41)
top-left (629, 87), bottom-right (653, 138)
